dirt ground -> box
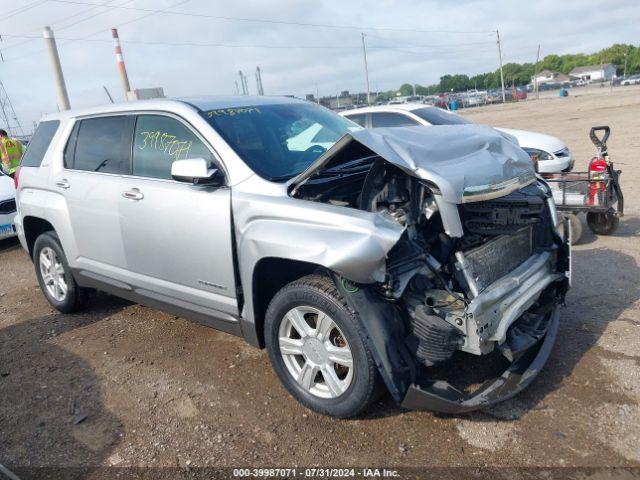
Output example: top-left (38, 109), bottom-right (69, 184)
top-left (1, 86), bottom-right (639, 476)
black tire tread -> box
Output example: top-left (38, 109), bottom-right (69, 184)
top-left (33, 231), bottom-right (87, 314)
top-left (265, 274), bottom-right (382, 418)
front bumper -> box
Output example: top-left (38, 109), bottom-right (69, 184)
top-left (401, 217), bottom-right (570, 413)
top-left (401, 305), bottom-right (560, 413)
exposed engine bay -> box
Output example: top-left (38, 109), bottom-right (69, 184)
top-left (293, 148), bottom-right (568, 374)
top-left (286, 126), bottom-right (570, 412)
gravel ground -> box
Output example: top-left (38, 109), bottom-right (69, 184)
top-left (1, 86), bottom-right (639, 476)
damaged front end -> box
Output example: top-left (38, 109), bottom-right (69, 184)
top-left (291, 126), bottom-right (571, 413)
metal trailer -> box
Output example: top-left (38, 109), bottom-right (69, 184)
top-left (542, 126), bottom-right (624, 244)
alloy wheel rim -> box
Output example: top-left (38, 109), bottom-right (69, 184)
top-left (39, 247), bottom-right (68, 302)
top-left (278, 306), bottom-right (354, 399)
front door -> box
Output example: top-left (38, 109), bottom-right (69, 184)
top-left (117, 113), bottom-right (238, 319)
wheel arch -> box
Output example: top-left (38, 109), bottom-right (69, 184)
top-left (248, 257), bottom-right (325, 348)
top-left (23, 216), bottom-right (56, 259)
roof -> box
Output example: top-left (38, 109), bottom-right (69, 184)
top-left (41, 95), bottom-right (303, 122)
top-left (570, 64), bottom-right (615, 74)
top-left (341, 103), bottom-right (428, 115)
top-left (535, 69), bottom-right (557, 77)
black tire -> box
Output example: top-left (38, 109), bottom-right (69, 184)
top-left (567, 213), bottom-right (583, 245)
top-left (586, 212), bottom-right (620, 236)
top-left (264, 274), bottom-right (383, 418)
top-left (33, 231), bottom-right (86, 314)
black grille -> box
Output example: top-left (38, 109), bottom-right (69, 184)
top-left (460, 183), bottom-right (554, 248)
top-left (0, 199), bottom-right (16, 214)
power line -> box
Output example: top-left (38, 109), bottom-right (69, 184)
top-left (0, 33), bottom-right (502, 51)
top-left (54, 0), bottom-right (139, 34)
top-left (0, 0), bottom-right (137, 52)
top-left (0, 0), bottom-right (48, 22)
top-left (47, 0), bottom-right (496, 34)
top-left (83, 0), bottom-right (192, 37)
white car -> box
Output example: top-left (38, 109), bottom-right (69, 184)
top-left (340, 104), bottom-right (574, 173)
top-left (0, 171), bottom-right (17, 240)
top-left (620, 74), bottom-right (640, 86)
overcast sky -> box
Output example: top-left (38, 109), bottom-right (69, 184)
top-left (1, 0), bottom-right (638, 131)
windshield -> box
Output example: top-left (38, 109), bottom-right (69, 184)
top-left (412, 107), bottom-right (474, 126)
top-left (201, 102), bottom-right (360, 181)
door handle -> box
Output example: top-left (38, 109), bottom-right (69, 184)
top-left (55, 179), bottom-right (70, 189)
top-left (122, 188), bottom-right (144, 201)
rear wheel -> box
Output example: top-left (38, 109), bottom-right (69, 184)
top-left (33, 232), bottom-right (86, 313)
top-left (264, 275), bottom-right (382, 418)
top-left (586, 212), bottom-right (620, 236)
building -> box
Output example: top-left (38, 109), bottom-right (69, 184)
top-left (317, 91), bottom-right (377, 110)
top-left (569, 64), bottom-right (616, 82)
top-left (531, 70), bottom-right (570, 86)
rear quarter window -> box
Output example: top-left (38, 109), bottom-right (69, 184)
top-left (20, 120), bottom-right (60, 167)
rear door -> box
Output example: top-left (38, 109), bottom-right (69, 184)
top-left (58, 115), bottom-right (134, 275)
top-left (117, 113), bottom-right (238, 318)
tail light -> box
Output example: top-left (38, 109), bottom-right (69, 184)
top-left (13, 166), bottom-right (20, 189)
top-left (588, 157), bottom-right (608, 206)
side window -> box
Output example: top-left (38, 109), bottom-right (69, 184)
top-left (73, 116), bottom-right (132, 174)
top-left (345, 113), bottom-right (366, 127)
top-left (370, 112), bottom-right (419, 128)
top-left (21, 120), bottom-right (60, 167)
top-left (132, 115), bottom-right (213, 180)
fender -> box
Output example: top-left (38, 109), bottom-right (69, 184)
top-left (232, 192), bottom-right (404, 344)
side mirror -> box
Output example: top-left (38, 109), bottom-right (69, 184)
top-left (171, 158), bottom-right (224, 186)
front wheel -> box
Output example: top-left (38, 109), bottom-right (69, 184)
top-left (264, 275), bottom-right (382, 418)
top-left (586, 212), bottom-right (620, 236)
top-left (33, 232), bottom-right (86, 314)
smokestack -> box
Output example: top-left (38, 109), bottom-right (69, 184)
top-left (42, 26), bottom-right (70, 110)
top-left (255, 66), bottom-right (264, 95)
top-left (112, 28), bottom-right (131, 100)
top-left (238, 71), bottom-right (247, 95)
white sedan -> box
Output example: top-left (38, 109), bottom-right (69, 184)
top-left (0, 171), bottom-right (17, 240)
top-left (340, 104), bottom-right (574, 173)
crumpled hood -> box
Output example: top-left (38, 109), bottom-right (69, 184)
top-left (291, 125), bottom-right (536, 204)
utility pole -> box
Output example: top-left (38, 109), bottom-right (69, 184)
top-left (533, 44), bottom-right (541, 100)
top-left (361, 33), bottom-right (371, 105)
top-left (496, 29), bottom-right (506, 103)
top-left (111, 28), bottom-right (131, 100)
top-left (0, 80), bottom-right (24, 137)
top-left (42, 26), bottom-right (70, 110)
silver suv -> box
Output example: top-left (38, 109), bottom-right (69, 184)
top-left (15, 96), bottom-right (570, 417)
